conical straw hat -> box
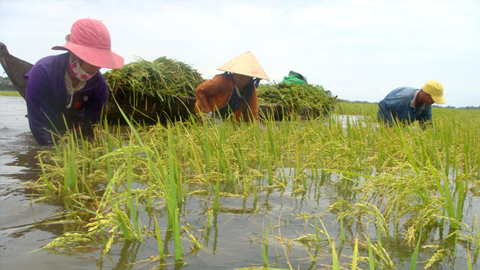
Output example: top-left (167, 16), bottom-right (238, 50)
top-left (217, 51), bottom-right (270, 80)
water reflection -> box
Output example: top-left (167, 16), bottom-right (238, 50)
top-left (1, 96), bottom-right (478, 270)
top-left (0, 96), bottom-right (102, 269)
top-left (111, 241), bottom-right (140, 270)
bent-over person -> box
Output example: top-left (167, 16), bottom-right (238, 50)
top-left (25, 18), bottom-right (124, 145)
top-left (194, 51), bottom-right (270, 124)
top-left (377, 80), bottom-right (446, 127)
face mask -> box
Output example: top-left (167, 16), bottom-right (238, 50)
top-left (70, 56), bottom-right (94, 81)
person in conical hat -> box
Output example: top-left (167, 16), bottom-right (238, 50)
top-left (25, 18), bottom-right (124, 145)
top-left (194, 51), bottom-right (269, 124)
top-left (377, 80), bottom-right (446, 128)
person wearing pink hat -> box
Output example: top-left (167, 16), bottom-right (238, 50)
top-left (24, 18), bottom-right (124, 145)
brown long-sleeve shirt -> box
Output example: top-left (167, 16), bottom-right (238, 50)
top-left (194, 74), bottom-right (258, 123)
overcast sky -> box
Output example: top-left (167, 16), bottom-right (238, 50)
top-left (1, 0), bottom-right (479, 107)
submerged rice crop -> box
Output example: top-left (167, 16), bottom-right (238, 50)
top-left (27, 102), bottom-right (480, 269)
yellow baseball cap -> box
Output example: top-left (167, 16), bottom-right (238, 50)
top-left (422, 80), bottom-right (446, 104)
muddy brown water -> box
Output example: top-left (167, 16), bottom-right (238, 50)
top-left (0, 96), bottom-right (477, 269)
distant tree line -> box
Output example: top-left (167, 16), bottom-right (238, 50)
top-left (447, 105), bottom-right (480, 110)
top-left (339, 98), bottom-right (480, 110)
top-left (2, 75), bottom-right (479, 110)
top-left (0, 76), bottom-right (15, 91)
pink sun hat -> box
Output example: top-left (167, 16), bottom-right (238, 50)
top-left (52, 18), bottom-right (124, 69)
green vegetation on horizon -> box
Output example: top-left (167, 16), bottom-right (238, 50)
top-left (0, 90), bottom-right (20, 97)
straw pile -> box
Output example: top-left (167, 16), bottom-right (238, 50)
top-left (104, 57), bottom-right (204, 100)
top-left (103, 56), bottom-right (336, 118)
top-left (257, 82), bottom-right (337, 115)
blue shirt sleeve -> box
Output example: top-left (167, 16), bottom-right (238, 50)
top-left (377, 87), bottom-right (419, 126)
top-left (378, 99), bottom-right (394, 126)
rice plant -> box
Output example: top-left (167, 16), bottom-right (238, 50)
top-left (28, 102), bottom-right (480, 269)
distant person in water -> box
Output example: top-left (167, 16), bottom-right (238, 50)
top-left (25, 18), bottom-right (124, 145)
top-left (194, 51), bottom-right (270, 124)
top-left (377, 80), bottom-right (446, 127)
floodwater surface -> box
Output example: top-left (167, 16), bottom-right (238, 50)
top-left (0, 96), bottom-right (100, 269)
top-left (0, 96), bottom-right (343, 270)
top-left (0, 96), bottom-right (478, 270)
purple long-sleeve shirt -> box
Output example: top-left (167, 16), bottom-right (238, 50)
top-left (25, 52), bottom-right (108, 145)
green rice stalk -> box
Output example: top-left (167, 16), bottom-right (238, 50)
top-left (252, 179), bottom-right (258, 201)
top-left (167, 128), bottom-right (183, 260)
top-left (203, 119), bottom-right (211, 172)
top-left (265, 142), bottom-right (274, 186)
top-left (397, 127), bottom-right (423, 189)
top-left (126, 152), bottom-right (139, 239)
top-left (171, 126), bottom-right (184, 202)
top-left (317, 218), bottom-right (339, 269)
top-left (111, 96), bottom-right (180, 253)
top-left (38, 153), bottom-right (54, 192)
top-left (218, 125), bottom-right (233, 183)
top-left (230, 140), bottom-right (247, 175)
top-left (367, 238), bottom-right (375, 270)
top-left (266, 121), bottom-right (277, 160)
top-left (116, 212), bottom-right (131, 241)
top-left (63, 134), bottom-right (78, 206)
top-left (97, 215), bottom-right (108, 247)
top-left (467, 245), bottom-right (473, 270)
top-left (214, 174), bottom-right (220, 212)
top-left (154, 216), bottom-right (165, 262)
top-left (409, 221), bottom-right (423, 270)
top-left (455, 174), bottom-right (468, 230)
top-left (351, 234), bottom-right (358, 270)
top-left (206, 208), bottom-right (212, 230)
top-left (429, 155), bottom-right (458, 230)
top-left (271, 227), bottom-right (279, 260)
top-left (393, 201), bottom-right (400, 240)
top-left (134, 196), bottom-right (143, 242)
top-left (475, 215), bottom-right (480, 256)
top-left (331, 240), bottom-right (340, 270)
top-left (262, 223), bottom-right (269, 266)
top-left (340, 203), bottom-right (345, 242)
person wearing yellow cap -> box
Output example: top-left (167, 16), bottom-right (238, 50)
top-left (377, 80), bottom-right (446, 127)
top-left (194, 51), bottom-right (270, 124)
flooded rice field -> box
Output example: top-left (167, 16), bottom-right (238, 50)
top-left (1, 96), bottom-right (479, 269)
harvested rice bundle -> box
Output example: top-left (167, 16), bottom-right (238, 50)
top-left (104, 56), bottom-right (205, 100)
top-left (257, 82), bottom-right (337, 115)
